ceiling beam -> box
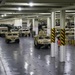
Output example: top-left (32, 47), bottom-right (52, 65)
top-left (6, 0), bottom-right (75, 3)
top-left (0, 7), bottom-right (49, 10)
top-left (1, 10), bottom-right (75, 15)
top-left (4, 2), bottom-right (72, 6)
top-left (0, 10), bottom-right (49, 13)
top-left (52, 4), bottom-right (75, 11)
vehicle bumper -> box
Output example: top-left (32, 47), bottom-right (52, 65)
top-left (38, 44), bottom-right (50, 47)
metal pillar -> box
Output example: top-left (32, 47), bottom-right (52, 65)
top-left (27, 19), bottom-right (30, 28)
top-left (32, 18), bottom-right (35, 31)
top-left (60, 10), bottom-right (66, 62)
top-left (35, 20), bottom-right (38, 35)
top-left (51, 12), bottom-right (55, 57)
top-left (47, 17), bottom-right (51, 36)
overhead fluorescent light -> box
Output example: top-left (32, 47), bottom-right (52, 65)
top-left (1, 15), bottom-right (4, 17)
top-left (4, 14), bottom-right (6, 16)
top-left (18, 7), bottom-right (21, 11)
top-left (1, 14), bottom-right (7, 17)
top-left (29, 2), bottom-right (33, 7)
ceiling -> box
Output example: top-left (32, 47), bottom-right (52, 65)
top-left (0, 0), bottom-right (75, 19)
top-left (6, 0), bottom-right (75, 3)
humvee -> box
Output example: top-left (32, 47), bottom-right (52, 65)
top-left (34, 30), bottom-right (51, 48)
top-left (5, 32), bottom-right (19, 43)
top-left (19, 29), bottom-right (30, 37)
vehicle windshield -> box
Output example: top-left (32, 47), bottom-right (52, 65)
top-left (2, 30), bottom-right (7, 32)
top-left (8, 34), bottom-right (12, 36)
top-left (25, 30), bottom-right (28, 31)
top-left (12, 30), bottom-right (18, 32)
top-left (39, 37), bottom-right (44, 39)
top-left (23, 30), bottom-right (25, 31)
top-left (45, 36), bottom-right (50, 39)
top-left (13, 34), bottom-right (17, 35)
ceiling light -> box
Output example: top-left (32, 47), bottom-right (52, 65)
top-left (18, 7), bottom-right (21, 11)
top-left (1, 15), bottom-right (4, 17)
top-left (4, 14), bottom-right (6, 16)
top-left (29, 2), bottom-right (33, 7)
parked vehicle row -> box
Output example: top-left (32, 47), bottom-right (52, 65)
top-left (0, 27), bottom-right (8, 37)
top-left (0, 28), bottom-right (31, 37)
top-left (0, 27), bottom-right (30, 44)
top-left (55, 26), bottom-right (75, 38)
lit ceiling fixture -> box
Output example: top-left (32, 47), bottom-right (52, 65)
top-left (1, 14), bottom-right (7, 17)
top-left (29, 2), bottom-right (33, 7)
top-left (4, 14), bottom-right (6, 16)
top-left (1, 15), bottom-right (4, 17)
top-left (18, 7), bottom-right (21, 11)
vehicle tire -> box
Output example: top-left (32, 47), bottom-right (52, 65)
top-left (19, 34), bottom-right (21, 37)
top-left (34, 41), bottom-right (37, 47)
top-left (16, 39), bottom-right (19, 43)
top-left (22, 34), bottom-right (24, 37)
top-left (45, 46), bottom-right (48, 49)
top-left (29, 34), bottom-right (30, 37)
top-left (6, 39), bottom-right (10, 44)
top-left (25, 34), bottom-right (27, 37)
top-left (1, 34), bottom-right (2, 37)
top-left (36, 43), bottom-right (40, 49)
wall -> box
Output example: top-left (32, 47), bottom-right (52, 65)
top-left (0, 20), bottom-right (14, 25)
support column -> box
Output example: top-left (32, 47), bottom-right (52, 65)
top-left (60, 10), bottom-right (66, 62)
top-left (27, 19), bottom-right (30, 29)
top-left (47, 17), bottom-right (51, 36)
top-left (32, 18), bottom-right (35, 32)
top-left (74, 16), bottom-right (75, 40)
top-left (35, 19), bottom-right (38, 35)
top-left (51, 12), bottom-right (55, 57)
top-left (14, 18), bottom-right (22, 26)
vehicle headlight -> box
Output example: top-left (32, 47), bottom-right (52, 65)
top-left (38, 40), bottom-right (43, 43)
top-left (48, 40), bottom-right (51, 43)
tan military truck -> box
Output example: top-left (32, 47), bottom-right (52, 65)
top-left (19, 29), bottom-right (30, 37)
top-left (5, 32), bottom-right (19, 43)
top-left (0, 27), bottom-right (8, 37)
top-left (34, 35), bottom-right (51, 49)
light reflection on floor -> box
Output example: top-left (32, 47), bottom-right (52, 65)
top-left (0, 37), bottom-right (75, 75)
